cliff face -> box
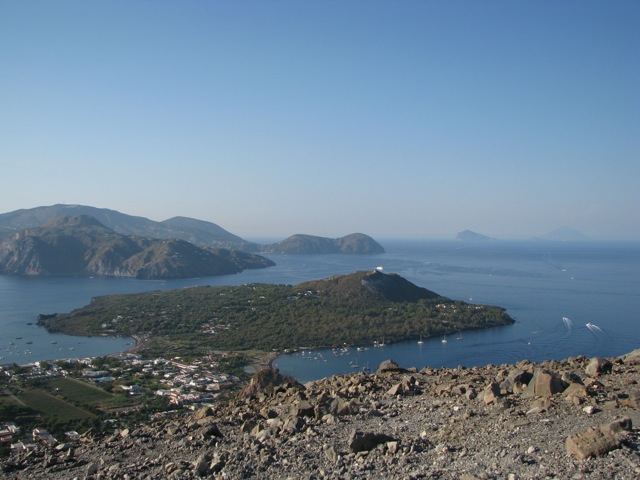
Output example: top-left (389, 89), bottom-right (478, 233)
top-left (0, 215), bottom-right (274, 279)
top-left (261, 233), bottom-right (385, 254)
top-left (3, 351), bottom-right (639, 479)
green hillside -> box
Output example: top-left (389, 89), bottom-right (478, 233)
top-left (38, 270), bottom-right (514, 355)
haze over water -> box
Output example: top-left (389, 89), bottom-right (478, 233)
top-left (1, 240), bottom-right (638, 382)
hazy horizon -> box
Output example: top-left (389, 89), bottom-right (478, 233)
top-left (2, 2), bottom-right (638, 241)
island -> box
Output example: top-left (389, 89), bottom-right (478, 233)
top-left (0, 215), bottom-right (274, 279)
top-left (455, 229), bottom-right (495, 241)
top-left (37, 269), bottom-right (513, 356)
top-left (0, 204), bottom-right (386, 254)
top-left (259, 233), bottom-right (385, 254)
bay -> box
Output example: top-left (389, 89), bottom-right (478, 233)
top-left (1, 241), bottom-right (639, 384)
top-left (272, 240), bottom-right (640, 382)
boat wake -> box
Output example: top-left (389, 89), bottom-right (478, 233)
top-left (586, 322), bottom-right (604, 333)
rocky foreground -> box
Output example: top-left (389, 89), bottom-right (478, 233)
top-left (4, 351), bottom-right (640, 479)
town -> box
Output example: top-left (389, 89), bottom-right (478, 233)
top-left (0, 350), bottom-right (244, 457)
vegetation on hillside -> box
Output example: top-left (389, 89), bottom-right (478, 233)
top-left (38, 271), bottom-right (513, 353)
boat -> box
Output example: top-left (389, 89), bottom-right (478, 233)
top-left (456, 331), bottom-right (462, 340)
top-left (442, 335), bottom-right (448, 344)
top-left (417, 335), bottom-right (424, 344)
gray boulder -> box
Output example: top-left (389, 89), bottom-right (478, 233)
top-left (377, 359), bottom-right (401, 373)
top-left (348, 429), bottom-right (396, 453)
top-left (585, 357), bottom-right (613, 377)
top-left (522, 368), bottom-right (568, 397)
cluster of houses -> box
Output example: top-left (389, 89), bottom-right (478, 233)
top-left (1, 422), bottom-right (81, 455)
top-left (153, 357), bottom-right (239, 406)
top-left (1, 351), bottom-right (242, 456)
top-left (73, 353), bottom-right (241, 405)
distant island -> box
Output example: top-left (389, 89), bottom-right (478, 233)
top-left (0, 204), bottom-right (257, 250)
top-left (0, 204), bottom-right (385, 255)
top-left (0, 215), bottom-right (273, 279)
top-left (37, 269), bottom-right (513, 354)
top-left (534, 226), bottom-right (591, 242)
top-left (260, 233), bottom-right (385, 254)
top-left (455, 229), bottom-right (495, 241)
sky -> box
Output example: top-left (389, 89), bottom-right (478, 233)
top-left (1, 1), bottom-right (639, 241)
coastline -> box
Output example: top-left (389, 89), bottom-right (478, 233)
top-left (246, 350), bottom-right (279, 375)
top-left (123, 334), bottom-right (148, 355)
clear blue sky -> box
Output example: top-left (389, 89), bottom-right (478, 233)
top-left (1, 1), bottom-right (638, 240)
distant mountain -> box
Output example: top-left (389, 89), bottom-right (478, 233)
top-left (297, 269), bottom-right (441, 303)
top-left (455, 230), bottom-right (494, 241)
top-left (0, 205), bottom-right (386, 255)
top-left (260, 233), bottom-right (385, 254)
top-left (0, 204), bottom-right (257, 250)
top-left (0, 215), bottom-right (274, 279)
top-left (535, 227), bottom-right (591, 242)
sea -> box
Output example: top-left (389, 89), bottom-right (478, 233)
top-left (1, 240), bottom-right (639, 383)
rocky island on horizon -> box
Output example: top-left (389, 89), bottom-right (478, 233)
top-left (456, 229), bottom-right (495, 241)
top-left (259, 233), bottom-right (385, 255)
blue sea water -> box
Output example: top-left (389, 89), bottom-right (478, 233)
top-left (272, 240), bottom-right (640, 382)
top-left (1, 241), bottom-right (639, 383)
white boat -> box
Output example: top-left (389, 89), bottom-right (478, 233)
top-left (417, 335), bottom-right (424, 344)
top-left (442, 335), bottom-right (448, 344)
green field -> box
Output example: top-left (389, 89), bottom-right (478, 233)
top-left (16, 390), bottom-right (94, 423)
top-left (0, 391), bottom-right (26, 409)
top-left (45, 377), bottom-right (132, 410)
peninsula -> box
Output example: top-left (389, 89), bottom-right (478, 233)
top-left (37, 270), bottom-right (513, 355)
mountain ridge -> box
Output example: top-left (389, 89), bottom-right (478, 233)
top-left (0, 205), bottom-right (384, 254)
top-left (0, 215), bottom-right (273, 279)
top-left (0, 204), bottom-right (255, 250)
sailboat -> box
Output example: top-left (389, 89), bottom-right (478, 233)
top-left (441, 335), bottom-right (448, 344)
top-left (350, 350), bottom-right (360, 368)
top-left (456, 331), bottom-right (463, 340)
top-left (417, 335), bottom-right (424, 344)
